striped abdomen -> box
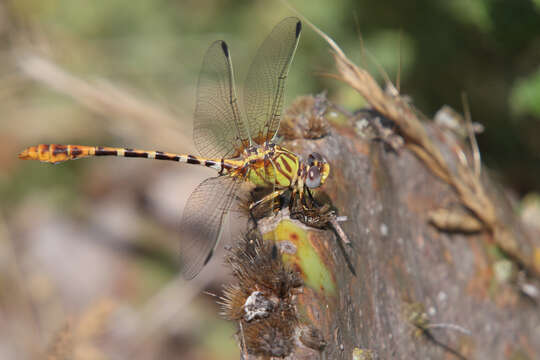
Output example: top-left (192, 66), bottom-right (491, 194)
top-left (18, 144), bottom-right (240, 172)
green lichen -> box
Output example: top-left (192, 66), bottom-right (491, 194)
top-left (264, 219), bottom-right (336, 296)
top-left (353, 348), bottom-right (377, 360)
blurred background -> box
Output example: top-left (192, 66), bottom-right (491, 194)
top-left (0, 0), bottom-right (539, 359)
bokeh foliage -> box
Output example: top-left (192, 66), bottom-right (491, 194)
top-left (0, 0), bottom-right (539, 358)
top-left (8, 0), bottom-right (540, 193)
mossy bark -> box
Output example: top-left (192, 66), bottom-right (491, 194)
top-left (250, 98), bottom-right (540, 360)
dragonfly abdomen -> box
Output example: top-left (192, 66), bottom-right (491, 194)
top-left (19, 144), bottom-right (104, 163)
top-left (18, 144), bottom-right (234, 172)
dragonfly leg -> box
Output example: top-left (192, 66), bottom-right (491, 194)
top-left (292, 185), bottom-right (321, 213)
top-left (305, 187), bottom-right (321, 208)
top-left (249, 188), bottom-right (286, 211)
top-left (296, 183), bottom-right (314, 211)
top-left (248, 201), bottom-right (260, 229)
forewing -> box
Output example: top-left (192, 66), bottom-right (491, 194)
top-left (194, 41), bottom-right (249, 158)
top-left (243, 17), bottom-right (302, 144)
top-left (179, 175), bottom-right (239, 279)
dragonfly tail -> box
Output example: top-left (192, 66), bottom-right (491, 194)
top-left (18, 144), bottom-right (235, 173)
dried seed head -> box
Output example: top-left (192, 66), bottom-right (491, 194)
top-left (226, 230), bottom-right (302, 297)
top-left (219, 230), bottom-right (302, 357)
top-left (219, 284), bottom-right (245, 320)
top-left (279, 93), bottom-right (330, 140)
top-left (243, 291), bottom-right (275, 322)
top-left (243, 311), bottom-right (296, 357)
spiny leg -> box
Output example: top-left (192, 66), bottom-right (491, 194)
top-left (268, 158), bottom-right (280, 214)
top-left (248, 186), bottom-right (286, 212)
top-left (266, 158), bottom-right (282, 259)
top-left (305, 187), bottom-right (322, 208)
top-left (246, 189), bottom-right (263, 230)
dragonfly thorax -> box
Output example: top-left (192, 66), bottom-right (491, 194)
top-left (237, 143), bottom-right (300, 189)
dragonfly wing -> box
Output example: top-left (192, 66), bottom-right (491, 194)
top-left (179, 175), bottom-right (239, 279)
top-left (194, 40), bottom-right (249, 159)
top-left (243, 17), bottom-right (302, 144)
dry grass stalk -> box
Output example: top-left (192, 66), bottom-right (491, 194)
top-left (46, 299), bottom-right (116, 360)
top-left (16, 54), bottom-right (191, 150)
top-left (46, 321), bottom-right (74, 360)
top-left (291, 11), bottom-right (538, 277)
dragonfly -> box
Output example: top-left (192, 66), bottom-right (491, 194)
top-left (18, 17), bottom-right (330, 279)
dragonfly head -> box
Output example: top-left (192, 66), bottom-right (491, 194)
top-left (305, 153), bottom-right (330, 189)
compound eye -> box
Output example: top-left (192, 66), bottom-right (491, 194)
top-left (306, 165), bottom-right (322, 188)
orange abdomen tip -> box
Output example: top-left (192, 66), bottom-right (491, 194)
top-left (18, 145), bottom-right (44, 161)
top-left (18, 148), bottom-right (31, 160)
top-left (18, 144), bottom-right (73, 163)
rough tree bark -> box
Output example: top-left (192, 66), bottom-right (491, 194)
top-left (221, 44), bottom-right (540, 359)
